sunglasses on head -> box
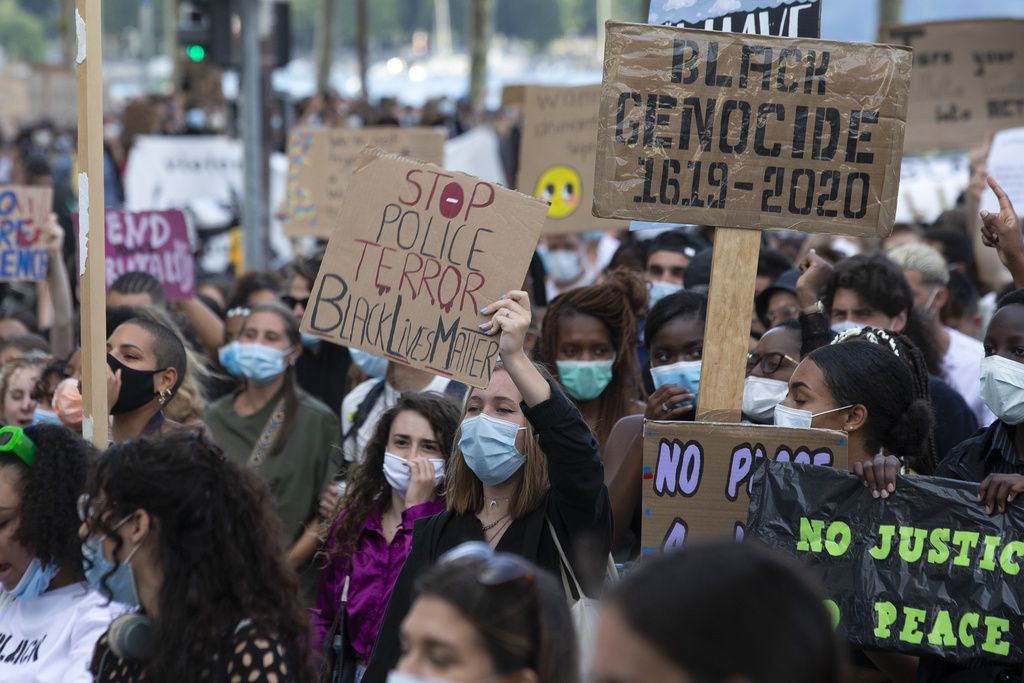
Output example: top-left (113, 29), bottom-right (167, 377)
top-left (438, 541), bottom-right (536, 588)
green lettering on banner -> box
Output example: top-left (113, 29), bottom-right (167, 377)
top-left (869, 525), bottom-right (895, 560)
top-left (823, 599), bottom-right (840, 631)
top-left (927, 528), bottom-right (951, 564)
top-left (899, 608), bottom-right (927, 644)
top-left (898, 526), bottom-right (927, 563)
top-left (874, 601), bottom-right (897, 638)
top-left (927, 611), bottom-right (957, 647)
top-left (797, 517), bottom-right (824, 552)
top-left (952, 531), bottom-right (980, 567)
top-left (999, 541), bottom-right (1024, 575)
top-left (982, 617), bottom-right (1011, 657)
top-left (979, 535), bottom-right (1002, 571)
top-left (825, 521), bottom-right (851, 556)
top-left (959, 613), bottom-right (980, 648)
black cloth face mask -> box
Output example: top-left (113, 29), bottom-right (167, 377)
top-left (107, 354), bottom-right (164, 416)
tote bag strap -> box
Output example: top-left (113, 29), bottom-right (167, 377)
top-left (545, 516), bottom-right (584, 600)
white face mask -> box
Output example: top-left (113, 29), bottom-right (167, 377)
top-left (830, 321), bottom-right (862, 335)
top-left (773, 403), bottom-right (853, 430)
top-left (386, 671), bottom-right (456, 683)
top-left (742, 376), bottom-right (790, 423)
top-left (980, 355), bottom-right (1024, 425)
top-left (546, 249), bottom-right (584, 283)
top-left (382, 452), bottom-right (445, 499)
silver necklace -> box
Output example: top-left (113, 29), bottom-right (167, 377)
top-left (481, 512), bottom-right (510, 531)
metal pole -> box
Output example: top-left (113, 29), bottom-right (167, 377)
top-left (140, 0), bottom-right (154, 83)
top-left (314, 0), bottom-right (335, 93)
top-left (241, 0), bottom-right (266, 271)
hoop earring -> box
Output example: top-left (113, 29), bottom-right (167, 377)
top-left (158, 389), bottom-right (171, 406)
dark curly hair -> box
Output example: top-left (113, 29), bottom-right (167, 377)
top-left (326, 392), bottom-right (461, 565)
top-left (820, 252), bottom-right (912, 321)
top-left (82, 429), bottom-right (316, 683)
top-left (536, 267), bottom-right (648, 451)
top-left (3, 424), bottom-right (95, 577)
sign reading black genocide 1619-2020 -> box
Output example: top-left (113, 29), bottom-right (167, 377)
top-left (593, 22), bottom-right (912, 237)
top-left (748, 459), bottom-right (1024, 663)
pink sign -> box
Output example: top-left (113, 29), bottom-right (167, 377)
top-left (104, 209), bottom-right (194, 300)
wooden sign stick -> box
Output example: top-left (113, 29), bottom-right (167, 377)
top-left (695, 228), bottom-right (759, 423)
top-left (76, 0), bottom-right (108, 448)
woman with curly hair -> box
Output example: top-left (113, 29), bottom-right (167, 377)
top-left (0, 424), bottom-right (120, 682)
top-left (314, 392), bottom-right (460, 678)
top-left (535, 268), bottom-right (648, 453)
top-left (0, 354), bottom-right (49, 428)
top-left (79, 429), bottom-right (317, 683)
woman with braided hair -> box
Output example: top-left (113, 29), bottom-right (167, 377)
top-left (535, 268), bottom-right (647, 453)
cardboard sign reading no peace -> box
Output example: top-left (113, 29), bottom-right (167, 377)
top-left (641, 420), bottom-right (848, 555)
top-left (517, 84), bottom-right (624, 235)
top-left (282, 127), bottom-right (447, 239)
top-left (0, 186), bottom-right (51, 282)
top-left (594, 22), bottom-right (911, 237)
top-left (300, 147), bottom-right (549, 388)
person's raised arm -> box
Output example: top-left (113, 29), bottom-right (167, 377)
top-left (171, 297), bottom-right (226, 356)
top-left (480, 290), bottom-right (551, 407)
top-left (38, 213), bottom-right (74, 359)
top-left (979, 175), bottom-right (1024, 289)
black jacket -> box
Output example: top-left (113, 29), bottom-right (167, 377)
top-left (936, 421), bottom-right (1003, 483)
top-left (362, 379), bottom-right (612, 683)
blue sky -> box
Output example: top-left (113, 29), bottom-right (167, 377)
top-left (648, 0), bottom-right (1024, 43)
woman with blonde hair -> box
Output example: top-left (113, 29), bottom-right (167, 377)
top-left (0, 354), bottom-right (50, 428)
top-left (362, 289), bottom-right (612, 682)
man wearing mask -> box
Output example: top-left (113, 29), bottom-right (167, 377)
top-left (888, 242), bottom-right (992, 427)
top-left (642, 231), bottom-right (704, 309)
top-left (544, 233), bottom-right (593, 301)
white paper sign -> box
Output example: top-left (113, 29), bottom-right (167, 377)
top-left (981, 127), bottom-right (1024, 217)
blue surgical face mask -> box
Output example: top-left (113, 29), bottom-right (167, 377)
top-left (32, 407), bottom-right (60, 426)
top-left (236, 342), bottom-right (295, 386)
top-left (773, 403), bottom-right (853, 429)
top-left (458, 413), bottom-right (527, 486)
top-left (648, 280), bottom-right (683, 310)
top-left (556, 357), bottom-right (615, 401)
top-left (349, 348), bottom-right (388, 378)
top-left (82, 515), bottom-right (144, 606)
top-left (830, 321), bottom-right (863, 335)
top-left (650, 359), bottom-right (702, 407)
top-left (218, 340), bottom-right (242, 377)
top-left (300, 332), bottom-right (322, 350)
top-left (4, 558), bottom-right (59, 600)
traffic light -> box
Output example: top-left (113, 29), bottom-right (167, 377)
top-left (177, 0), bottom-right (233, 67)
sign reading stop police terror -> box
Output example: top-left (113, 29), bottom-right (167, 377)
top-left (641, 421), bottom-right (847, 555)
top-left (594, 22), bottom-right (912, 237)
top-left (300, 147), bottom-right (548, 388)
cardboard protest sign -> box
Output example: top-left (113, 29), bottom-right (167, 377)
top-left (124, 135), bottom-right (244, 211)
top-left (518, 85), bottom-right (624, 235)
top-left (649, 0), bottom-right (821, 38)
top-left (0, 186), bottom-right (51, 281)
top-left (300, 147), bottom-right (548, 388)
top-left (749, 459), bottom-right (1024, 663)
top-left (880, 20), bottom-right (1024, 155)
top-left (594, 22), bottom-right (911, 237)
top-left (104, 210), bottom-right (194, 300)
top-left (897, 153), bottom-right (969, 224)
top-left (641, 420), bottom-right (847, 555)
top-left (281, 127), bottom-right (447, 239)
top-left (981, 127), bottom-right (1024, 218)
top-left (0, 75), bottom-right (30, 120)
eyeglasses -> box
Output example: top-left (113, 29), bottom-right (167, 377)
top-left (746, 351), bottom-right (798, 375)
top-left (438, 541), bottom-right (536, 588)
top-left (281, 295), bottom-right (309, 311)
top-left (766, 304), bottom-right (799, 325)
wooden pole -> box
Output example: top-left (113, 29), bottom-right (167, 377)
top-left (76, 0), bottom-right (108, 448)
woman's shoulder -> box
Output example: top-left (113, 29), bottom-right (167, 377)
top-left (227, 622), bottom-right (299, 682)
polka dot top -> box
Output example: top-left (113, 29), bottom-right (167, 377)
top-left (90, 622), bottom-right (299, 683)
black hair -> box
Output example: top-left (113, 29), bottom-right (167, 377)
top-left (413, 557), bottom-right (579, 683)
top-left (645, 230), bottom-right (704, 263)
top-left (807, 342), bottom-right (933, 467)
top-left (645, 290), bottom-right (708, 351)
top-left (610, 541), bottom-right (840, 683)
top-left (820, 253), bottom-right (913, 320)
top-left (943, 270), bottom-right (979, 322)
top-left (116, 318), bottom-right (188, 395)
top-left (997, 287), bottom-right (1024, 310)
top-left (2, 424), bottom-right (96, 577)
top-left (226, 272), bottom-right (281, 311)
top-left (83, 430), bottom-right (316, 683)
top-left (110, 271), bottom-right (167, 307)
top-left (775, 317), bottom-right (802, 333)
top-left (757, 247), bottom-right (794, 282)
top-left (924, 228), bottom-right (973, 266)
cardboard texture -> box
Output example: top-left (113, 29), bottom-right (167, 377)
top-left (0, 186), bottom-right (51, 282)
top-left (650, 0), bottom-right (821, 38)
top-left (641, 420), bottom-right (848, 554)
top-left (300, 147), bottom-right (549, 388)
top-left (594, 22), bottom-right (911, 237)
top-left (517, 84), bottom-right (625, 235)
top-left (880, 19), bottom-right (1024, 155)
top-left (281, 127), bottom-right (447, 239)
top-left (0, 75), bottom-right (30, 120)
top-left (104, 210), bottom-right (194, 300)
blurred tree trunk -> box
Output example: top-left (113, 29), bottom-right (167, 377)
top-left (163, 0), bottom-right (181, 88)
top-left (356, 0), bottom-right (368, 97)
top-left (58, 0), bottom-right (75, 68)
top-left (878, 0), bottom-right (902, 34)
top-left (314, 0), bottom-right (335, 92)
top-left (468, 0), bottom-right (490, 107)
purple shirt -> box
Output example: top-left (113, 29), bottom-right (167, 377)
top-left (313, 498), bottom-right (446, 663)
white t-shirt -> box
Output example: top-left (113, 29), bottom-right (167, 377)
top-left (341, 375), bottom-right (463, 463)
top-left (0, 582), bottom-right (125, 683)
top-left (942, 326), bottom-right (996, 428)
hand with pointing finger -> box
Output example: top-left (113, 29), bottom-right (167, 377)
top-left (980, 175), bottom-right (1024, 287)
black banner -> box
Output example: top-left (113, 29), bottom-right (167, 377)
top-left (747, 459), bottom-right (1024, 664)
top-left (660, 1), bottom-right (822, 39)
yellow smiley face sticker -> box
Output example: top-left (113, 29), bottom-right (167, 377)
top-left (535, 165), bottom-right (582, 219)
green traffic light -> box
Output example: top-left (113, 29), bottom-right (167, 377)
top-left (187, 44), bottom-right (206, 62)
